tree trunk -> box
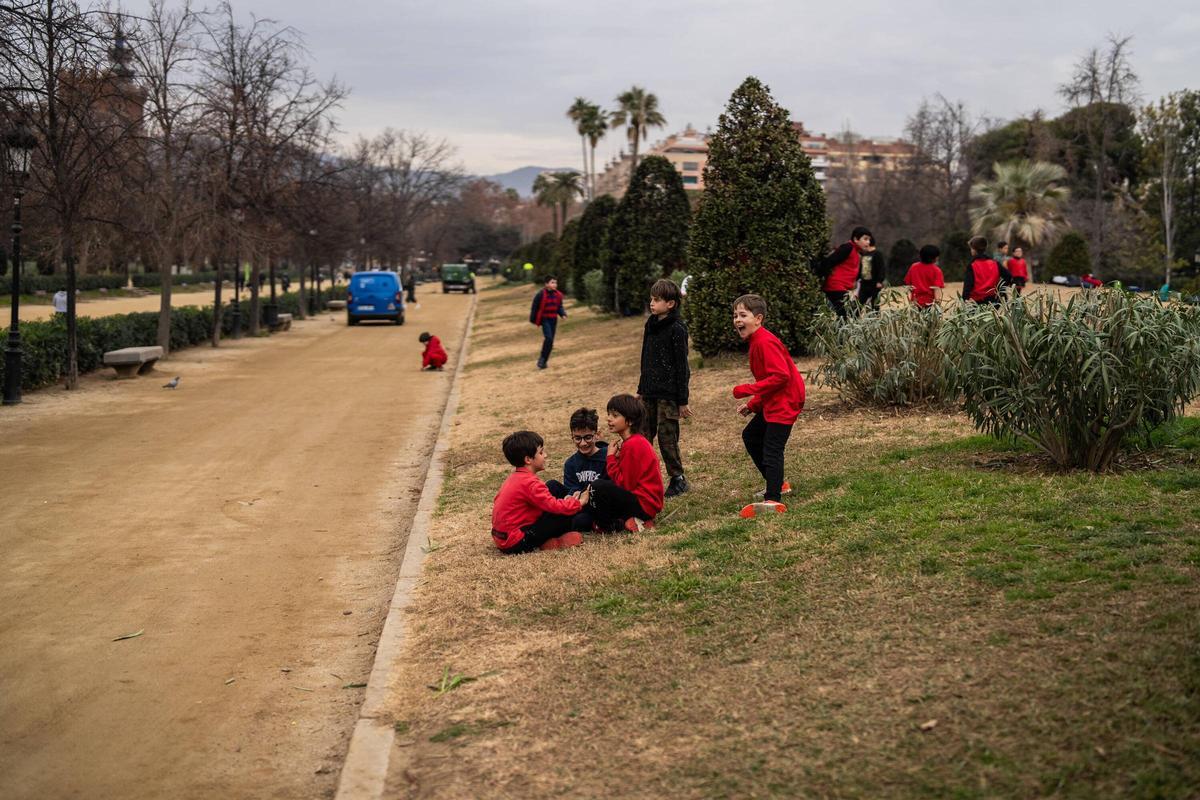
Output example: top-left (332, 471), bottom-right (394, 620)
top-left (297, 268), bottom-right (307, 320)
top-left (249, 257), bottom-right (261, 336)
top-left (156, 256), bottom-right (173, 354)
top-left (630, 130), bottom-right (640, 186)
top-left (211, 252), bottom-right (224, 347)
top-left (64, 244), bottom-right (78, 390)
top-left (581, 135), bottom-right (590, 201)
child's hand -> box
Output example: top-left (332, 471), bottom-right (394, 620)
top-left (679, 404), bottom-right (693, 419)
top-left (737, 402), bottom-right (752, 417)
top-left (579, 485), bottom-right (591, 506)
top-left (612, 438), bottom-right (622, 456)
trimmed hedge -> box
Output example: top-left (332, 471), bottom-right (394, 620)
top-left (132, 271), bottom-right (221, 288)
top-left (0, 287), bottom-right (342, 392)
top-left (0, 273), bottom-right (125, 294)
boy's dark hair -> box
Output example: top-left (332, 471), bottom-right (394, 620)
top-left (544, 275), bottom-right (557, 284)
top-left (969, 235), bottom-right (989, 254)
top-left (650, 278), bottom-right (681, 306)
top-left (502, 430), bottom-right (543, 467)
top-left (997, 241), bottom-right (1008, 249)
top-left (606, 394), bottom-right (645, 432)
top-left (733, 293), bottom-right (767, 317)
top-left (867, 234), bottom-right (877, 247)
top-left (418, 331), bottom-right (432, 342)
top-left (919, 245), bottom-right (940, 264)
top-left (569, 407), bottom-right (599, 432)
top-left (851, 226), bottom-right (872, 240)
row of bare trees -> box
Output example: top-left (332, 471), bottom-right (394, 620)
top-left (1, 0), bottom-right (466, 389)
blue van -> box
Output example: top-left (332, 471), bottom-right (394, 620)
top-left (346, 271), bottom-right (404, 325)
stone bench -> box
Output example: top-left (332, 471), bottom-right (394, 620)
top-left (270, 312), bottom-right (293, 332)
top-left (326, 299), bottom-right (347, 310)
top-left (103, 346), bottom-right (164, 379)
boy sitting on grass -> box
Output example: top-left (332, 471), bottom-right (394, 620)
top-left (491, 431), bottom-right (588, 553)
top-left (587, 394), bottom-right (664, 533)
top-left (731, 294), bottom-right (805, 519)
top-left (547, 407), bottom-right (608, 531)
top-left (419, 332), bottom-right (447, 370)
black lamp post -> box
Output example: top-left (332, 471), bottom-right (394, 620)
top-left (230, 209), bottom-right (244, 339)
top-left (307, 228), bottom-right (317, 315)
top-left (3, 124), bottom-right (36, 406)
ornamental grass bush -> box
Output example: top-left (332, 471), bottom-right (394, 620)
top-left (811, 300), bottom-right (954, 407)
top-left (939, 290), bottom-right (1200, 471)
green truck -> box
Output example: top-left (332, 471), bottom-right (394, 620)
top-left (440, 263), bottom-right (476, 294)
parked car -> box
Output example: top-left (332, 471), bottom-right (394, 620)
top-left (346, 270), bottom-right (404, 325)
top-left (441, 263), bottom-right (476, 294)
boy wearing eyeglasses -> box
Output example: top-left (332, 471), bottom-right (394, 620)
top-left (547, 407), bottom-right (608, 530)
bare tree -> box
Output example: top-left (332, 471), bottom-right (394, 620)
top-left (1, 0), bottom-right (144, 388)
top-left (1058, 34), bottom-right (1141, 268)
top-left (904, 94), bottom-right (986, 237)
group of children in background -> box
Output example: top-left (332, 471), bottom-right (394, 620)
top-left (491, 278), bottom-right (806, 554)
top-left (818, 226), bottom-right (1033, 315)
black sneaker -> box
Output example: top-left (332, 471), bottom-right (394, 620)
top-left (536, 360), bottom-right (547, 369)
top-left (665, 475), bottom-right (689, 498)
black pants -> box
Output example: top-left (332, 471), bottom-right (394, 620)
top-left (824, 290), bottom-right (849, 318)
top-left (589, 478), bottom-right (649, 529)
top-left (539, 319), bottom-right (557, 365)
top-left (546, 479), bottom-right (596, 531)
top-left (498, 512), bottom-right (572, 554)
top-left (857, 283), bottom-right (881, 310)
top-left (742, 414), bottom-right (793, 501)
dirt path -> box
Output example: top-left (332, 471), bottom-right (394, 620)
top-left (0, 289), bottom-right (472, 799)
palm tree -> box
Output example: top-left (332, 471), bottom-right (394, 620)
top-left (610, 86), bottom-right (666, 185)
top-left (970, 160), bottom-right (1071, 256)
top-left (532, 171), bottom-right (560, 235)
top-left (532, 171), bottom-right (584, 235)
top-left (582, 104), bottom-right (608, 202)
top-left (566, 98), bottom-right (594, 199)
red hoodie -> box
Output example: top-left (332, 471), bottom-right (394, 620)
top-left (732, 326), bottom-right (805, 424)
top-left (822, 242), bottom-right (861, 293)
top-left (491, 468), bottom-right (582, 550)
top-left (422, 335), bottom-right (447, 368)
top-left (606, 433), bottom-right (664, 519)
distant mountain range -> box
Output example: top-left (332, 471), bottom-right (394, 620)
top-left (481, 165), bottom-right (575, 197)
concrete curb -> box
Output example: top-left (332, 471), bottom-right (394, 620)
top-left (334, 293), bottom-right (478, 800)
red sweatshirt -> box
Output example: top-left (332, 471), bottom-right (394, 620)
top-left (606, 433), bottom-right (664, 519)
top-left (422, 335), bottom-right (447, 368)
top-left (1007, 258), bottom-right (1028, 280)
top-left (732, 326), bottom-right (805, 424)
top-left (822, 242), bottom-right (861, 293)
top-left (904, 262), bottom-right (945, 307)
top-left (491, 468), bottom-right (581, 550)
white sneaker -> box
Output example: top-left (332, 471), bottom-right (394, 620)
top-left (740, 500), bottom-right (787, 518)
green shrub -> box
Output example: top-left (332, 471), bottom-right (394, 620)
top-left (939, 290), bottom-right (1200, 470)
top-left (572, 195), bottom-right (617, 298)
top-left (939, 230), bottom-right (972, 278)
top-left (582, 269), bottom-right (606, 309)
top-left (553, 218), bottom-right (581, 295)
top-left (0, 273), bottom-right (125, 294)
top-left (812, 303), bottom-right (953, 407)
top-left (132, 271), bottom-right (220, 288)
top-left (606, 155), bottom-right (690, 316)
top-left (886, 239), bottom-right (919, 284)
top-left (1047, 231), bottom-right (1091, 276)
top-left (685, 76), bottom-right (827, 356)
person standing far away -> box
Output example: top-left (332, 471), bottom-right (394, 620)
top-left (963, 236), bottom-right (1012, 306)
top-left (52, 289), bottom-right (69, 316)
top-left (993, 240), bottom-right (1010, 270)
top-left (856, 234), bottom-right (884, 311)
top-left (637, 278), bottom-right (692, 498)
top-left (816, 226), bottom-right (872, 318)
top-left (1006, 246), bottom-right (1029, 296)
top-left (529, 276), bottom-right (567, 369)
top-left (904, 245), bottom-right (946, 308)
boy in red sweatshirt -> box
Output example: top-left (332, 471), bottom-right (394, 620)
top-left (1007, 246), bottom-right (1029, 296)
top-left (731, 294), bottom-right (805, 518)
top-left (904, 245), bottom-right (946, 308)
top-left (815, 226), bottom-right (872, 318)
top-left (963, 236), bottom-right (1012, 305)
top-left (586, 394), bottom-right (664, 533)
top-left (419, 332), bottom-right (447, 370)
top-left (491, 431), bottom-right (587, 553)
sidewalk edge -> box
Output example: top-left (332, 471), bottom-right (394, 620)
top-left (333, 292), bottom-right (478, 800)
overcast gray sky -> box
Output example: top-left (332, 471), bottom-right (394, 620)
top-left (128, 0), bottom-right (1200, 175)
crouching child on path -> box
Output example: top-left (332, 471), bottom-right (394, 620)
top-left (419, 332), bottom-right (447, 370)
top-left (491, 431), bottom-right (588, 553)
top-left (547, 407), bottom-right (608, 531)
top-left (731, 294), bottom-right (805, 519)
top-left (587, 394), bottom-right (664, 533)
top-left (637, 278), bottom-right (692, 498)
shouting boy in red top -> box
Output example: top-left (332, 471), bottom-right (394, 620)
top-left (903, 245), bottom-right (946, 308)
top-left (419, 332), bottom-right (447, 370)
top-left (816, 226), bottom-right (872, 318)
top-left (731, 294), bottom-right (805, 518)
top-left (963, 236), bottom-right (1012, 305)
top-left (586, 394), bottom-right (664, 533)
top-left (491, 431), bottom-right (587, 553)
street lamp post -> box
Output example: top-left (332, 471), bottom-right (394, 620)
top-left (307, 229), bottom-right (318, 315)
top-left (3, 124), bottom-right (37, 406)
top-left (230, 209), bottom-right (244, 339)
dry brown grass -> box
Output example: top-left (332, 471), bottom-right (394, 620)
top-left (379, 283), bottom-right (1200, 799)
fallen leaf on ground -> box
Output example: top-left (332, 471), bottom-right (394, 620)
top-left (112, 630), bottom-right (144, 642)
top-left (224, 678), bottom-right (236, 685)
top-left (919, 719), bottom-right (938, 732)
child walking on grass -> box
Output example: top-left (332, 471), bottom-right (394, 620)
top-left (731, 294), bottom-right (805, 519)
top-left (419, 332), bottom-right (447, 370)
top-left (637, 278), bottom-right (692, 498)
top-left (904, 245), bottom-right (945, 308)
top-left (491, 431), bottom-right (587, 553)
top-left (586, 394), bottom-right (664, 533)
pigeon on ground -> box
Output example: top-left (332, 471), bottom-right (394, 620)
top-left (162, 377), bottom-right (181, 389)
